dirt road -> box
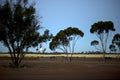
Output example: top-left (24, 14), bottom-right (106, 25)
top-left (0, 59), bottom-right (120, 80)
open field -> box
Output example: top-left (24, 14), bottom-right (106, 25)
top-left (0, 56), bottom-right (120, 80)
top-left (0, 53), bottom-right (120, 58)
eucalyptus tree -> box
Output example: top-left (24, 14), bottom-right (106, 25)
top-left (112, 33), bottom-right (120, 53)
top-left (90, 21), bottom-right (115, 59)
top-left (109, 44), bottom-right (116, 53)
top-left (49, 27), bottom-right (84, 61)
top-left (50, 30), bottom-right (69, 53)
top-left (0, 0), bottom-right (41, 67)
top-left (91, 40), bottom-right (101, 51)
top-left (50, 27), bottom-right (84, 53)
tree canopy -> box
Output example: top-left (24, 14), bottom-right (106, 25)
top-left (91, 40), bottom-right (101, 51)
top-left (90, 21), bottom-right (115, 34)
top-left (109, 44), bottom-right (116, 53)
top-left (91, 40), bottom-right (99, 46)
top-left (49, 27), bottom-right (84, 53)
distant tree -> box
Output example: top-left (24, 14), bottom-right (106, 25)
top-left (50, 30), bottom-right (68, 53)
top-left (90, 21), bottom-right (115, 59)
top-left (91, 40), bottom-right (101, 51)
top-left (49, 27), bottom-right (84, 61)
top-left (50, 27), bottom-right (84, 53)
top-left (109, 44), bottom-right (116, 53)
top-left (112, 33), bottom-right (120, 53)
top-left (35, 29), bottom-right (53, 53)
top-left (0, 0), bottom-right (41, 67)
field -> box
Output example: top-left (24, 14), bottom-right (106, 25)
top-left (0, 53), bottom-right (120, 58)
top-left (0, 54), bottom-right (120, 80)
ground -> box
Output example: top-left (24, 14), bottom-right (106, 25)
top-left (0, 57), bottom-right (120, 80)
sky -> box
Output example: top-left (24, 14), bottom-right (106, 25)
top-left (0, 0), bottom-right (120, 53)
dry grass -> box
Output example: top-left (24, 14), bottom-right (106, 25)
top-left (0, 53), bottom-right (119, 58)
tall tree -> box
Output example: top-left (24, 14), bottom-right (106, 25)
top-left (90, 21), bottom-right (115, 59)
top-left (0, 0), bottom-right (40, 67)
top-left (49, 27), bottom-right (84, 61)
top-left (64, 27), bottom-right (84, 53)
top-left (49, 30), bottom-right (69, 53)
top-left (112, 33), bottom-right (120, 53)
top-left (49, 27), bottom-right (84, 53)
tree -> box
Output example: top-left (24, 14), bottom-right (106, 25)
top-left (90, 21), bottom-right (115, 59)
top-left (112, 33), bottom-right (120, 53)
top-left (109, 44), bottom-right (116, 53)
top-left (91, 40), bottom-right (101, 51)
top-left (36, 29), bottom-right (53, 53)
top-left (49, 27), bottom-right (84, 61)
top-left (50, 27), bottom-right (84, 53)
top-left (49, 30), bottom-right (70, 53)
top-left (0, 0), bottom-right (40, 67)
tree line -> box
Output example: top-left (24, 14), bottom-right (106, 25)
top-left (0, 0), bottom-right (120, 67)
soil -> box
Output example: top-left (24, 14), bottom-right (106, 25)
top-left (0, 58), bottom-right (120, 80)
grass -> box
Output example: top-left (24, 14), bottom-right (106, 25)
top-left (0, 53), bottom-right (119, 62)
top-left (0, 53), bottom-right (119, 58)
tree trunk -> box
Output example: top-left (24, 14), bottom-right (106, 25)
top-left (66, 53), bottom-right (72, 62)
top-left (10, 52), bottom-right (24, 68)
top-left (69, 53), bottom-right (73, 62)
top-left (103, 52), bottom-right (106, 60)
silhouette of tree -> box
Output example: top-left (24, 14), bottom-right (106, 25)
top-left (90, 21), bottom-right (115, 59)
top-left (91, 40), bottom-right (101, 51)
top-left (50, 27), bottom-right (84, 53)
top-left (49, 27), bottom-right (84, 62)
top-left (49, 30), bottom-right (69, 53)
top-left (112, 33), bottom-right (120, 53)
top-left (109, 44), bottom-right (116, 53)
top-left (0, 0), bottom-right (40, 67)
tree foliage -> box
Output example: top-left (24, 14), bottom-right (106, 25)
top-left (36, 29), bottom-right (53, 52)
top-left (49, 27), bottom-right (84, 53)
top-left (39, 29), bottom-right (53, 43)
top-left (109, 44), bottom-right (116, 53)
top-left (90, 21), bottom-right (115, 58)
top-left (90, 21), bottom-right (115, 34)
top-left (91, 40), bottom-right (100, 51)
top-left (0, 0), bottom-right (40, 67)
top-left (91, 40), bottom-right (99, 46)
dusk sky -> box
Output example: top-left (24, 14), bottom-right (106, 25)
top-left (0, 0), bottom-right (120, 53)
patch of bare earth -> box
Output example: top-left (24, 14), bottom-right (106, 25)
top-left (0, 59), bottom-right (120, 80)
